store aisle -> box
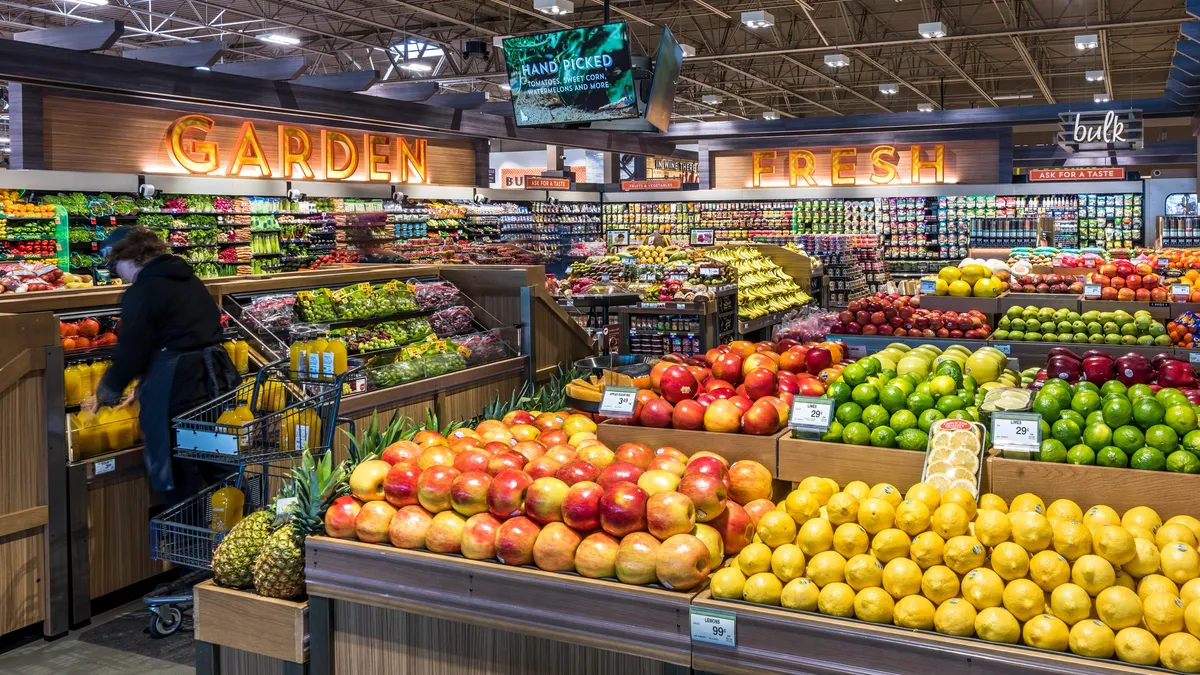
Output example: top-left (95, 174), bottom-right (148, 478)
top-left (0, 602), bottom-right (194, 675)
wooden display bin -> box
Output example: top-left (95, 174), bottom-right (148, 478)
top-left (777, 436), bottom-right (929, 492)
top-left (998, 293), bottom-right (1081, 312)
top-left (1078, 300), bottom-right (1173, 320)
top-left (917, 294), bottom-right (1002, 317)
top-left (986, 457), bottom-right (1200, 518)
top-left (194, 580), bottom-right (308, 675)
top-left (597, 423), bottom-right (785, 474)
top-left (305, 537), bottom-right (695, 675)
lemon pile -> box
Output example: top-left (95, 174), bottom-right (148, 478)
top-left (710, 477), bottom-right (1200, 672)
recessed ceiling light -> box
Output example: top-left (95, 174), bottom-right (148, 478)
top-left (680, 44), bottom-right (696, 58)
top-left (741, 10), bottom-right (774, 29)
top-left (0, 137), bottom-right (9, 143)
top-left (918, 22), bottom-right (946, 39)
top-left (762, 111), bottom-right (779, 120)
top-left (993, 93), bottom-right (1034, 100)
top-left (1075, 34), bottom-right (1098, 50)
top-left (64, 0), bottom-right (107, 5)
top-left (195, 66), bottom-right (211, 71)
top-left (917, 103), bottom-right (934, 112)
top-left (702, 94), bottom-right (722, 105)
top-left (499, 83), bottom-right (511, 90)
top-left (400, 63), bottom-right (432, 72)
top-left (260, 34), bottom-right (300, 46)
top-left (534, 0), bottom-right (573, 14)
top-left (1094, 93), bottom-right (1110, 103)
top-left (1085, 70), bottom-right (1105, 82)
top-left (879, 83), bottom-right (899, 95)
top-left (824, 53), bottom-right (849, 68)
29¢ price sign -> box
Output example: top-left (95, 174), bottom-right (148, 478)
top-left (991, 412), bottom-right (1042, 452)
top-left (690, 608), bottom-right (736, 647)
top-left (789, 396), bottom-right (834, 433)
top-left (598, 386), bottom-right (639, 418)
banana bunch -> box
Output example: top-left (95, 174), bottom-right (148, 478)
top-left (738, 290), bottom-right (814, 320)
top-left (708, 247), bottom-right (813, 320)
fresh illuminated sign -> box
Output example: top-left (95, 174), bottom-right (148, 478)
top-left (166, 114), bottom-right (429, 182)
top-left (751, 144), bottom-right (946, 187)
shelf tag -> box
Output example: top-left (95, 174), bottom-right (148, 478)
top-left (275, 496), bottom-right (298, 517)
top-left (1082, 283), bottom-right (1101, 299)
top-left (992, 412), bottom-right (1041, 452)
top-left (598, 386), bottom-right (638, 418)
top-left (94, 458), bottom-right (116, 475)
top-left (1172, 284), bottom-right (1192, 300)
top-left (690, 608), bottom-right (736, 648)
top-left (789, 396), bottom-right (834, 433)
top-left (1158, 257), bottom-right (1169, 268)
top-left (1189, 351), bottom-right (1200, 365)
top-left (919, 279), bottom-right (937, 295)
top-left (847, 344), bottom-right (867, 358)
top-left (994, 343), bottom-right (1011, 355)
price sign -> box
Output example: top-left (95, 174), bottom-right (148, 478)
top-left (994, 343), bottom-right (1011, 355)
top-left (275, 496), bottom-right (298, 517)
top-left (1173, 284), bottom-right (1192, 300)
top-left (94, 458), bottom-right (115, 476)
top-left (919, 279), bottom-right (937, 295)
top-left (1189, 351), bottom-right (1200, 365)
top-left (690, 608), bottom-right (736, 648)
top-left (847, 344), bottom-right (867, 358)
top-left (699, 266), bottom-right (721, 277)
top-left (992, 412), bottom-right (1041, 452)
top-left (1158, 257), bottom-right (1170, 268)
top-left (598, 386), bottom-right (639, 418)
top-left (789, 396), bottom-right (835, 433)
top-left (1083, 283), bottom-right (1102, 299)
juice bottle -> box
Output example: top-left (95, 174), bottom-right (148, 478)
top-left (64, 365), bottom-right (84, 406)
top-left (89, 360), bottom-right (110, 395)
top-left (279, 408), bottom-right (322, 452)
top-left (324, 337), bottom-right (347, 380)
top-left (216, 406), bottom-right (250, 451)
top-left (222, 340), bottom-right (236, 365)
top-left (234, 340), bottom-right (249, 374)
top-left (93, 407), bottom-right (114, 454)
top-left (105, 405), bottom-right (136, 449)
top-left (308, 335), bottom-right (328, 381)
top-left (79, 362), bottom-right (93, 400)
top-left (209, 486), bottom-right (245, 531)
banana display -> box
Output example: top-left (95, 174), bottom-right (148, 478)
top-left (706, 247), bottom-right (813, 320)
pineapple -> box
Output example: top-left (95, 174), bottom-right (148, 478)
top-left (252, 451), bottom-right (342, 600)
top-left (212, 509), bottom-right (274, 589)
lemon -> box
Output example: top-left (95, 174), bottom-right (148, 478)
top-left (743, 572), bottom-right (784, 605)
top-left (1168, 515), bottom-right (1200, 544)
top-left (943, 535), bottom-right (986, 575)
top-left (1185, 597), bottom-right (1200, 638)
top-left (1139, 574), bottom-right (1180, 601)
top-left (894, 500), bottom-right (931, 537)
top-left (1122, 506), bottom-right (1163, 535)
top-left (1144, 592), bottom-right (1186, 636)
top-left (781, 577), bottom-right (820, 611)
top-left (1046, 498), bottom-right (1084, 525)
top-left (905, 482), bottom-right (942, 512)
top-left (922, 565), bottom-right (960, 604)
top-left (962, 568), bottom-right (1004, 610)
top-left (1069, 619), bottom-right (1116, 658)
top-left (798, 476), bottom-right (834, 505)
top-left (882, 558), bottom-right (922, 600)
top-left (1127, 524), bottom-right (1158, 543)
top-left (972, 509), bottom-right (1011, 548)
top-left (817, 582), bottom-right (856, 617)
top-left (1029, 550), bottom-right (1072, 591)
top-left (1010, 511), bottom-right (1053, 554)
top-left (979, 492), bottom-right (1009, 513)
top-left (1009, 493), bottom-right (1046, 514)
top-left (738, 542), bottom-right (773, 575)
top-left (1071, 554), bottom-right (1116, 595)
top-left (1092, 525), bottom-right (1137, 565)
top-left (997, 578), bottom-right (1043, 621)
top-left (785, 490), bottom-right (821, 525)
top-left (909, 531), bottom-right (945, 569)
top-left (1123, 537), bottom-right (1163, 579)
top-left (1183, 579), bottom-right (1200, 608)
top-left (1160, 523), bottom-right (1200, 551)
top-left (934, 598), bottom-right (977, 636)
top-left (1052, 521), bottom-right (1093, 561)
top-left (930, 503), bottom-right (969, 539)
top-left (894, 595), bottom-right (936, 630)
top-left (854, 587), bottom-right (895, 624)
top-left (833, 523), bottom-right (870, 558)
top-left (1159, 633), bottom-right (1200, 674)
top-left (757, 511), bottom-right (798, 549)
top-left (1115, 627), bottom-right (1160, 666)
top-left (857, 498), bottom-right (895, 535)
top-left (868, 483), bottom-right (902, 508)
top-left (973, 606), bottom-right (1020, 644)
top-left (843, 480), bottom-right (870, 501)
top-left (1162, 543), bottom-right (1200, 584)
top-left (806, 550), bottom-right (848, 587)
top-left (1113, 569), bottom-right (1137, 590)
top-left (1023, 614), bottom-right (1070, 651)
top-left (844, 554), bottom-right (884, 591)
top-left (797, 517), bottom-right (834, 557)
top-left (770, 544), bottom-right (807, 582)
top-left (824, 478), bottom-right (839, 496)
top-left (825, 493), bottom-right (859, 526)
top-left (940, 487), bottom-right (977, 521)
top-left (1093, 586), bottom-right (1141, 630)
top-left (1083, 504), bottom-right (1122, 532)
top-left (990, 542), bottom-right (1030, 582)
top-left (870, 528), bottom-right (911, 563)
top-left (1050, 583), bottom-right (1092, 625)
top-left (710, 566), bottom-right (747, 599)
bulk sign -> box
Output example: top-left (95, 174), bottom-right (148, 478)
top-left (1056, 109), bottom-right (1143, 152)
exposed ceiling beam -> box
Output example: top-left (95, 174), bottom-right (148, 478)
top-left (1099, 0), bottom-right (1116, 100)
top-left (1010, 37), bottom-right (1055, 103)
top-left (928, 43), bottom-right (998, 107)
top-left (780, 54), bottom-right (892, 113)
top-left (679, 74), bottom-right (789, 119)
top-left (849, 49), bottom-right (940, 109)
top-left (691, 0), bottom-right (731, 21)
top-left (486, 0), bottom-right (570, 29)
top-left (712, 60), bottom-right (829, 115)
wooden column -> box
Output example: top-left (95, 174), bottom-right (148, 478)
top-left (546, 144), bottom-right (565, 173)
top-left (8, 83), bottom-right (45, 171)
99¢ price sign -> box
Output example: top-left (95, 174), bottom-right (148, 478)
top-left (789, 396), bottom-right (834, 433)
top-left (690, 608), bottom-right (736, 647)
top-left (598, 386), bottom-right (639, 418)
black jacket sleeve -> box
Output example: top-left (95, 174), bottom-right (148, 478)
top-left (96, 283), bottom-right (156, 405)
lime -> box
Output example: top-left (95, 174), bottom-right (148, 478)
top-left (842, 422), bottom-right (871, 446)
top-left (1166, 450), bottom-right (1200, 474)
top-left (1102, 398), bottom-right (1134, 427)
top-left (914, 381), bottom-right (931, 398)
top-left (918, 409), bottom-right (945, 432)
top-left (1071, 390), bottom-right (1102, 417)
top-left (860, 357), bottom-right (881, 377)
top-left (1128, 384), bottom-right (1155, 401)
top-left (1083, 423), bottom-right (1113, 451)
top-left (1100, 380), bottom-right (1127, 397)
top-left (1130, 447), bottom-right (1166, 471)
top-left (1112, 425), bottom-right (1145, 453)
top-left (1144, 424), bottom-right (1179, 453)
top-left (870, 426), bottom-right (898, 448)
top-left (891, 410), bottom-right (918, 433)
top-left (1132, 398), bottom-right (1166, 430)
top-left (1060, 410), bottom-right (1086, 429)
top-left (835, 402), bottom-right (863, 426)
top-left (1067, 444), bottom-right (1097, 465)
top-left (1073, 381), bottom-right (1100, 395)
top-left (907, 392), bottom-right (935, 415)
top-left (936, 395), bottom-right (966, 415)
top-left (842, 363), bottom-right (868, 387)
top-left (936, 360), bottom-right (964, 386)
top-left (947, 410), bottom-right (972, 421)
top-left (1164, 405), bottom-right (1198, 437)
top-left (1039, 439), bottom-right (1068, 463)
top-left (827, 381), bottom-right (853, 407)
top-left (1097, 446), bottom-right (1129, 468)
top-left (1086, 411), bottom-right (1106, 427)
top-left (930, 375), bottom-right (958, 398)
top-left (822, 421), bottom-right (845, 443)
top-left (879, 384), bottom-right (909, 413)
top-left (852, 383), bottom-right (880, 408)
top-left (1155, 387), bottom-right (1187, 407)
top-left (896, 428), bottom-right (929, 452)
top-left (1051, 419), bottom-right (1083, 447)
top-left (861, 405), bottom-right (891, 430)
top-left (1183, 430), bottom-right (1200, 455)
top-left (1032, 394), bottom-right (1062, 423)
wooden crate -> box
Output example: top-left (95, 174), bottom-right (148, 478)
top-left (777, 437), bottom-right (928, 491)
top-left (690, 589), bottom-right (1155, 675)
top-left (917, 294), bottom-right (1002, 316)
top-left (998, 293), bottom-right (1081, 312)
top-left (194, 581), bottom-right (308, 664)
top-left (305, 537), bottom-right (696, 666)
top-left (1078, 300), bottom-right (1173, 320)
top-left (597, 422), bottom-right (784, 474)
top-left (986, 457), bottom-right (1200, 519)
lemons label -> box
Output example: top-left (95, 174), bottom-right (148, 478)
top-left (690, 608), bottom-right (737, 647)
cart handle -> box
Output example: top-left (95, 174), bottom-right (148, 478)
top-left (336, 416), bottom-right (355, 438)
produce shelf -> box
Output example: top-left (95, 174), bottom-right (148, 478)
top-left (917, 294), bottom-right (1003, 315)
top-left (998, 293), bottom-right (1081, 312)
top-left (193, 580), bottom-right (307, 664)
top-left (989, 340), bottom-right (1179, 363)
top-left (597, 423), bottom-right (785, 475)
top-left (738, 308), bottom-right (801, 335)
top-left (1078, 299), bottom-right (1173, 321)
top-left (777, 436), bottom-right (931, 491)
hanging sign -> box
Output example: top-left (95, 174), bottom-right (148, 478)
top-left (621, 178), bottom-right (683, 191)
top-left (1028, 168), bottom-right (1126, 181)
top-left (525, 177), bottom-right (572, 190)
top-left (1055, 109), bottom-right (1143, 152)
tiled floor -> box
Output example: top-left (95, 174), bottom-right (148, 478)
top-left (0, 602), bottom-right (194, 675)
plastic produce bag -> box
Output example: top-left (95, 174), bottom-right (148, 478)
top-left (366, 353), bottom-right (426, 387)
top-left (410, 279), bottom-right (462, 311)
top-left (241, 294), bottom-right (296, 332)
top-left (450, 330), bottom-right (513, 366)
top-left (295, 289), bottom-right (337, 322)
top-left (375, 280), bottom-right (420, 315)
top-left (429, 305), bottom-right (476, 337)
top-left (332, 283), bottom-right (384, 320)
top-left (424, 350), bottom-right (468, 377)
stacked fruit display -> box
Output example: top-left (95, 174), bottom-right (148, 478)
top-left (830, 292), bottom-right (993, 339)
top-left (994, 307), bottom-right (1172, 346)
top-left (627, 340), bottom-right (847, 435)
top-left (712, 478), bottom-right (1200, 673)
top-left (1008, 273), bottom-right (1085, 295)
top-left (819, 344), bottom-right (1015, 449)
top-left (926, 264), bottom-right (1007, 298)
top-left (1087, 261), bottom-right (1168, 302)
top-left (704, 247), bottom-right (812, 320)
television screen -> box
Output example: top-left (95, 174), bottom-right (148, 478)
top-left (644, 27), bottom-right (683, 132)
top-left (503, 23), bottom-right (639, 127)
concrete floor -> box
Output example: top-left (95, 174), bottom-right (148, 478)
top-left (0, 602), bottom-right (194, 675)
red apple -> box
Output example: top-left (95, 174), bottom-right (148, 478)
top-left (615, 531), bottom-right (661, 585)
top-left (647, 455), bottom-right (688, 477)
top-left (742, 398), bottom-right (782, 435)
top-left (562, 480), bottom-right (605, 531)
top-left (449, 470), bottom-right (492, 516)
top-left (712, 353), bottom-right (744, 385)
top-left (416, 445), bottom-right (455, 470)
top-left (743, 367), bottom-right (777, 400)
top-left (555, 458), bottom-right (601, 485)
top-left (704, 378), bottom-right (734, 393)
top-left (614, 442), bottom-right (654, 469)
top-left (532, 521), bottom-right (583, 572)
top-left (709, 501), bottom-right (754, 555)
top-left (687, 455), bottom-right (729, 479)
top-left (692, 522), bottom-right (725, 570)
top-left (387, 504), bottom-right (433, 548)
top-left (416, 466), bottom-right (460, 513)
top-left (425, 511), bottom-right (467, 554)
top-left (742, 353), bottom-right (778, 376)
top-left (639, 398), bottom-right (675, 427)
top-left (727, 460), bottom-right (774, 504)
top-left (805, 347), bottom-right (833, 374)
top-left (380, 440), bottom-right (423, 465)
top-left (540, 429), bottom-right (570, 447)
top-left (671, 399), bottom-right (707, 429)
top-left (323, 495), bottom-right (363, 539)
top-left (524, 476), bottom-right (571, 524)
top-left (452, 448), bottom-right (491, 474)
top-left (637, 469), bottom-right (681, 496)
top-left (575, 532), bottom-right (620, 578)
top-left (598, 461), bottom-right (645, 489)
top-left (599, 481), bottom-right (649, 537)
top-left (679, 472), bottom-right (728, 522)
top-left (487, 450), bottom-right (528, 476)
top-left (460, 512), bottom-right (502, 560)
top-left (655, 534), bottom-right (713, 591)
top-left (494, 516), bottom-right (541, 566)
top-left (742, 498), bottom-right (776, 528)
top-left (544, 444), bottom-right (577, 465)
top-left (487, 469), bottom-right (533, 519)
top-left (354, 500), bottom-right (398, 543)
top-left (728, 395), bottom-right (753, 414)
top-left (703, 399), bottom-right (743, 433)
top-left (659, 365), bottom-right (699, 404)
top-left (349, 459), bottom-right (391, 502)
top-left (646, 490), bottom-right (696, 540)
top-left (524, 456), bottom-right (564, 480)
top-left (382, 461), bottom-right (423, 509)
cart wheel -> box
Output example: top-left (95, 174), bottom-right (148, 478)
top-left (148, 606), bottom-right (183, 638)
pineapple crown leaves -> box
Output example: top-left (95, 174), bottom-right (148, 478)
top-left (340, 409), bottom-right (411, 471)
top-left (282, 450), bottom-right (343, 540)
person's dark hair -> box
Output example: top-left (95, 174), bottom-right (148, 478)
top-left (107, 226), bottom-right (168, 265)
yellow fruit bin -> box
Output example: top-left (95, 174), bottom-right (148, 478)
top-left (67, 405), bottom-right (142, 462)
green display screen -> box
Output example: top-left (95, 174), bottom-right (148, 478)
top-left (503, 23), bottom-right (638, 127)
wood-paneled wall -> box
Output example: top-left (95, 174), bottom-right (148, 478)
top-left (87, 469), bottom-right (169, 599)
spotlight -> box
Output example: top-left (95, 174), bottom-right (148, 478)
top-left (701, 94), bottom-right (722, 105)
top-left (917, 103), bottom-right (934, 112)
top-left (1085, 70), bottom-right (1105, 82)
top-left (740, 10), bottom-right (774, 29)
top-left (762, 111), bottom-right (779, 120)
top-left (824, 53), bottom-right (849, 68)
top-left (535, 0), bottom-right (574, 15)
top-left (401, 63), bottom-right (433, 72)
top-left (1075, 34), bottom-right (1098, 50)
top-left (1094, 93), bottom-right (1110, 103)
top-left (918, 22), bottom-right (947, 39)
top-left (680, 44), bottom-right (696, 58)
top-left (879, 83), bottom-right (899, 95)
top-left (260, 34), bottom-right (300, 46)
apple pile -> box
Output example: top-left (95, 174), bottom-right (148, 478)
top-left (328, 410), bottom-right (776, 592)
top-left (1088, 261), bottom-right (1168, 302)
top-left (1034, 349), bottom-right (1199, 393)
top-left (830, 292), bottom-right (992, 339)
top-left (628, 340), bottom-right (851, 435)
top-left (1008, 273), bottom-right (1084, 295)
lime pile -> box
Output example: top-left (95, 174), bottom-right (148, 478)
top-left (993, 306), bottom-right (1171, 346)
top-left (1033, 378), bottom-right (1200, 474)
